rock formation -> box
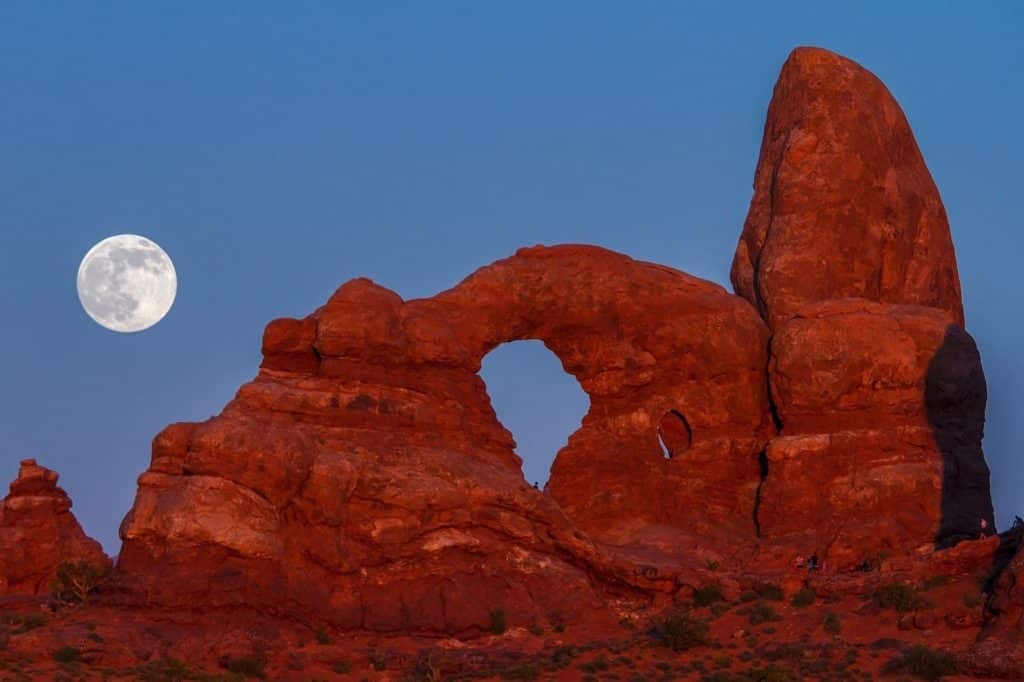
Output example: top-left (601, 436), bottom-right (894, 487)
top-left (115, 245), bottom-right (775, 633)
top-left (0, 459), bottom-right (109, 597)
top-left (759, 300), bottom-right (992, 567)
top-left (2, 45), bottom-right (1015, 678)
top-left (731, 46), bottom-right (964, 331)
top-left (730, 47), bottom-right (993, 569)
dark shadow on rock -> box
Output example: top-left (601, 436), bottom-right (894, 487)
top-left (926, 325), bottom-right (995, 549)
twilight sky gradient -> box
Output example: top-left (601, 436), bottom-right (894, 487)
top-left (1, 3), bottom-right (1021, 553)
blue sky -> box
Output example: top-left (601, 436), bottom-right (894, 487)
top-left (1, 3), bottom-right (1021, 552)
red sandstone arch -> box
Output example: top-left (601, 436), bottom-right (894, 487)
top-left (266, 244), bottom-right (775, 539)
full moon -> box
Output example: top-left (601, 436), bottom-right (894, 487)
top-left (77, 235), bottom-right (177, 333)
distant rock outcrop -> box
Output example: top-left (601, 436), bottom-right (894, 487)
top-left (0, 459), bottom-right (109, 596)
top-left (731, 47), bottom-right (964, 331)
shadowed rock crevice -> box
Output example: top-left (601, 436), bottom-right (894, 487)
top-left (926, 325), bottom-right (994, 549)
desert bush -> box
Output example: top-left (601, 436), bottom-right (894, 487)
top-left (876, 583), bottom-right (923, 612)
top-left (52, 560), bottom-right (110, 605)
top-left (315, 626), bottom-right (329, 645)
top-left (751, 581), bottom-right (785, 601)
top-left (1, 611), bottom-right (47, 634)
top-left (651, 611), bottom-right (709, 651)
top-left (370, 648), bottom-right (389, 671)
top-left (53, 646), bottom-right (82, 664)
top-left (694, 584), bottom-right (725, 607)
top-left (791, 588), bottom-right (816, 608)
top-left (134, 657), bottom-right (193, 682)
top-left (332, 661), bottom-right (352, 674)
top-left (501, 663), bottom-right (539, 680)
top-left (748, 602), bottom-right (783, 625)
top-left (823, 612), bottom-right (842, 635)
top-left (881, 645), bottom-right (957, 680)
top-left (222, 656), bottom-right (267, 679)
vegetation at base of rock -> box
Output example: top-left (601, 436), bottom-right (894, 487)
top-left (881, 645), bottom-right (957, 680)
top-left (876, 583), bottom-right (924, 612)
top-left (52, 646), bottom-right (82, 664)
top-left (790, 588), bottom-right (815, 607)
top-left (52, 560), bottom-right (111, 605)
top-left (221, 657), bottom-right (266, 679)
top-left (314, 626), bottom-right (329, 644)
top-left (823, 612), bottom-right (842, 634)
top-left (746, 602), bottom-right (783, 625)
top-left (651, 611), bottom-right (709, 651)
top-left (749, 582), bottom-right (784, 601)
top-left (332, 661), bottom-right (351, 674)
top-left (0, 611), bottom-right (47, 634)
top-left (694, 584), bottom-right (725, 607)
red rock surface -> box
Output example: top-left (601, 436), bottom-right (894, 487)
top-left (759, 299), bottom-right (993, 568)
top-left (731, 46), bottom-right (964, 332)
top-left (0, 459), bottom-right (109, 597)
top-left (115, 245), bottom-right (775, 634)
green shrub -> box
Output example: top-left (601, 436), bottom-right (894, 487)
top-left (134, 657), bottom-right (193, 682)
top-left (1, 611), bottom-right (47, 634)
top-left (748, 601), bottom-right (783, 625)
top-left (52, 560), bottom-right (110, 605)
top-left (652, 611), bottom-right (709, 651)
top-left (501, 663), bottom-right (539, 680)
top-left (369, 648), bottom-right (388, 671)
top-left (882, 645), bottom-right (957, 680)
top-left (751, 581), bottom-right (785, 601)
top-left (332, 661), bottom-right (351, 674)
top-left (740, 590), bottom-right (759, 603)
top-left (876, 583), bottom-right (924, 612)
top-left (315, 626), bottom-right (330, 645)
top-left (223, 657), bottom-right (267, 679)
top-left (53, 646), bottom-right (82, 664)
top-left (791, 588), bottom-right (816, 608)
top-left (490, 609), bottom-right (507, 635)
top-left (823, 612), bottom-right (842, 634)
top-left (694, 584), bottom-right (725, 607)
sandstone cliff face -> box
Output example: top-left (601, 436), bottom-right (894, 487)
top-left (0, 459), bottom-right (109, 597)
top-left (727, 46), bottom-right (992, 570)
top-left (758, 300), bottom-right (992, 567)
top-left (116, 245), bottom-right (775, 633)
top-left (731, 47), bottom-right (964, 331)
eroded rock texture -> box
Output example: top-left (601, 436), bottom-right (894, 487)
top-left (731, 46), bottom-right (964, 331)
top-left (116, 245), bottom-right (775, 633)
top-left (758, 300), bottom-right (992, 568)
top-left (0, 459), bottom-right (109, 596)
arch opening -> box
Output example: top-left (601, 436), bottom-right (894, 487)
top-left (657, 410), bottom-right (692, 459)
top-left (479, 340), bottom-right (590, 488)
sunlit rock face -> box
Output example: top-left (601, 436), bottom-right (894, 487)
top-left (115, 244), bottom-right (776, 633)
top-left (731, 46), bottom-right (964, 332)
top-left (758, 299), bottom-right (992, 568)
top-left (0, 459), bottom-right (110, 596)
